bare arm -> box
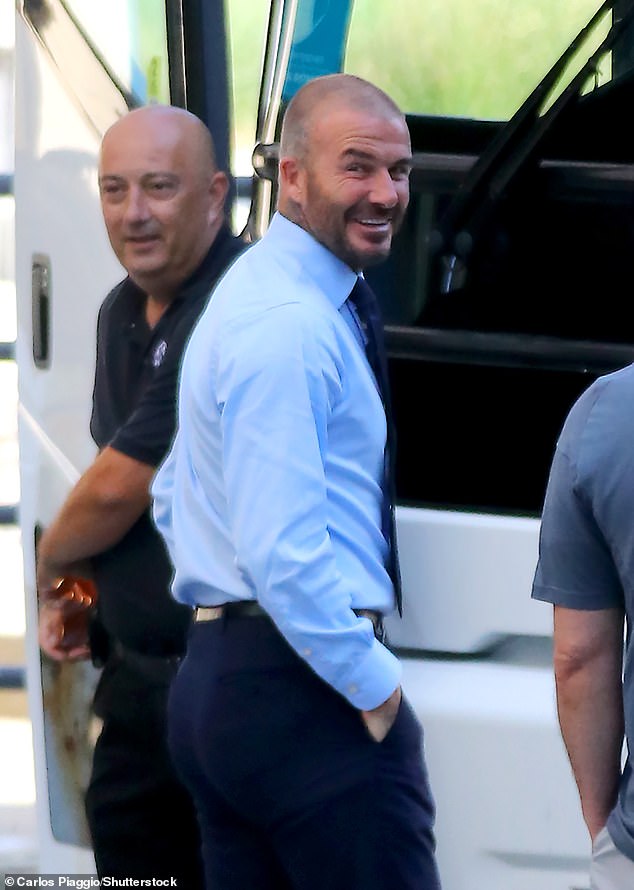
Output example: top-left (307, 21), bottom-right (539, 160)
top-left (36, 445), bottom-right (154, 595)
top-left (553, 604), bottom-right (625, 841)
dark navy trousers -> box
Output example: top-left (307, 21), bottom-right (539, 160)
top-left (168, 614), bottom-right (441, 890)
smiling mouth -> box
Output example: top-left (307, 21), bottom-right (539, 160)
top-left (353, 218), bottom-right (392, 236)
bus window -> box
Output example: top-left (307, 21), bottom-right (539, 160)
top-left (226, 0), bottom-right (270, 174)
top-left (64, 0), bottom-right (169, 104)
top-left (337, 2), bottom-right (634, 518)
top-left (344, 0), bottom-right (608, 120)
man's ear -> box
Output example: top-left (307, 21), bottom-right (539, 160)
top-left (278, 156), bottom-right (304, 204)
top-left (208, 171), bottom-right (230, 215)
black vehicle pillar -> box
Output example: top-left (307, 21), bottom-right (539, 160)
top-left (167, 0), bottom-right (232, 189)
top-left (614, 0), bottom-right (634, 78)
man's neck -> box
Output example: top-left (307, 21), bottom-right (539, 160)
top-left (145, 295), bottom-right (174, 329)
top-left (135, 220), bottom-right (229, 327)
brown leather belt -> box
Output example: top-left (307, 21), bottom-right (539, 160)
top-left (194, 601), bottom-right (385, 641)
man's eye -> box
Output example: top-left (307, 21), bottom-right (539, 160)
top-left (149, 180), bottom-right (175, 194)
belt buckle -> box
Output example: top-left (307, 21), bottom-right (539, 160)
top-left (194, 606), bottom-right (224, 623)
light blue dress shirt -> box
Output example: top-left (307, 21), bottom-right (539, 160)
top-left (152, 212), bottom-right (402, 710)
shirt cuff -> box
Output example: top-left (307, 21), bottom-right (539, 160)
top-left (335, 638), bottom-right (402, 710)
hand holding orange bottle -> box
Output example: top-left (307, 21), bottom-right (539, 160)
top-left (38, 577), bottom-right (97, 662)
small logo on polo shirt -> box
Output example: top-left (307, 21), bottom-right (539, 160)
top-left (152, 340), bottom-right (168, 368)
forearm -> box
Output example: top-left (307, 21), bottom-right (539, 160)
top-left (37, 447), bottom-right (153, 590)
top-left (37, 500), bottom-right (133, 585)
top-left (554, 606), bottom-right (624, 839)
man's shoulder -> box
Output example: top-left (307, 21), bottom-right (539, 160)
top-left (197, 229), bottom-right (248, 292)
top-left (212, 273), bottom-right (334, 346)
top-left (565, 363), bottom-right (634, 434)
top-left (596, 362), bottom-right (634, 396)
top-left (218, 230), bottom-right (248, 266)
top-left (190, 246), bottom-right (339, 364)
top-left (214, 236), bottom-right (338, 315)
top-left (558, 362), bottom-right (634, 472)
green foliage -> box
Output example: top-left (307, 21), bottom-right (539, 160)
top-left (345, 0), bottom-right (605, 118)
top-left (226, 0), bottom-right (271, 167)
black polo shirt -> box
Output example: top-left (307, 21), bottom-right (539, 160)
top-left (90, 224), bottom-right (244, 656)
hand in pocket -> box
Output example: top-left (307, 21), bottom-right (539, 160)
top-left (361, 686), bottom-right (402, 742)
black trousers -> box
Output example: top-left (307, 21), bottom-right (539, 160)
top-left (168, 614), bottom-right (441, 890)
top-left (85, 649), bottom-right (204, 888)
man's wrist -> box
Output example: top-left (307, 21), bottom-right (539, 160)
top-left (362, 685), bottom-right (401, 716)
top-left (37, 568), bottom-right (61, 600)
top-left (340, 639), bottom-right (401, 710)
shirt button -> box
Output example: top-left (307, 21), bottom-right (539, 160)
top-left (348, 684), bottom-right (358, 695)
top-left (303, 647), bottom-right (312, 657)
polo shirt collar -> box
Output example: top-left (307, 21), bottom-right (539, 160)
top-left (175, 223), bottom-right (235, 306)
top-left (119, 223), bottom-right (235, 315)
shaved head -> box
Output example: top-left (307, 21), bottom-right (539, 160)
top-left (280, 74), bottom-right (405, 163)
top-left (101, 104), bottom-right (218, 175)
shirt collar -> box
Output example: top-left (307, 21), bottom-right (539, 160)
top-left (266, 213), bottom-right (358, 311)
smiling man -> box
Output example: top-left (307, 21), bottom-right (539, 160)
top-left (36, 105), bottom-right (244, 884)
top-left (281, 76), bottom-right (411, 271)
top-left (152, 75), bottom-right (441, 890)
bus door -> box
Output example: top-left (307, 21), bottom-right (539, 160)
top-left (15, 0), bottom-right (230, 871)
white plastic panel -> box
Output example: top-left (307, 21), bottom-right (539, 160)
top-left (403, 657), bottom-right (590, 890)
top-left (387, 506), bottom-right (546, 653)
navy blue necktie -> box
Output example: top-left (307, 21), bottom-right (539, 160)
top-left (348, 277), bottom-right (403, 616)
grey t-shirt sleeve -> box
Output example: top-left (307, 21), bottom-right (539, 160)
top-left (532, 388), bottom-right (624, 611)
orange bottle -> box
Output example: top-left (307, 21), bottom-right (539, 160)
top-left (48, 577), bottom-right (98, 651)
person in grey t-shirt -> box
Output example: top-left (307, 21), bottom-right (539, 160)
top-left (532, 363), bottom-right (634, 890)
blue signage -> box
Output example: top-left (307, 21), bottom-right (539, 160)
top-left (282, 0), bottom-right (354, 102)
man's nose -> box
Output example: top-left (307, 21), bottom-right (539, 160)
top-left (123, 187), bottom-right (150, 222)
top-left (369, 168), bottom-right (399, 207)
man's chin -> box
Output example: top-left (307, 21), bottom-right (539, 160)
top-left (319, 230), bottom-right (392, 271)
top-left (350, 227), bottom-right (394, 264)
top-left (350, 242), bottom-right (392, 271)
top-left (126, 263), bottom-right (168, 291)
top-left (126, 254), bottom-right (166, 277)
